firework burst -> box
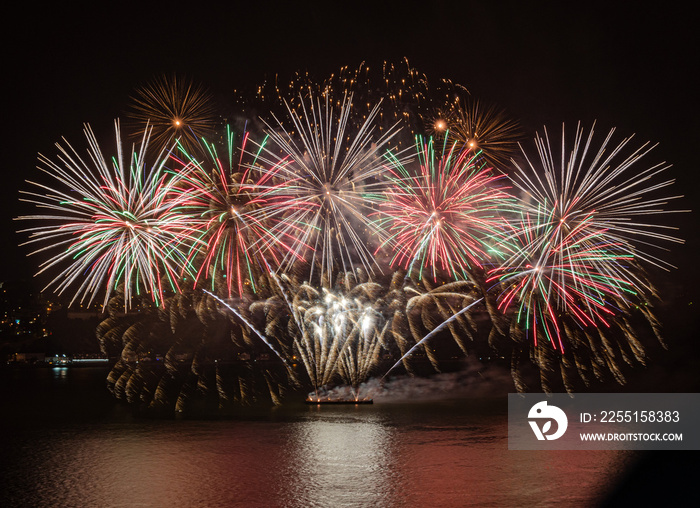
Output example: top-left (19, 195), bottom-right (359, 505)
top-left (488, 122), bottom-right (684, 355)
top-left (15, 62), bottom-right (689, 402)
top-left (241, 58), bottom-right (469, 149)
top-left (291, 282), bottom-right (387, 395)
top-left (375, 135), bottom-right (514, 282)
top-left (127, 74), bottom-right (218, 153)
top-left (170, 125), bottom-right (304, 298)
top-left (254, 92), bottom-right (403, 287)
top-left (259, 269), bottom-right (402, 397)
top-left (510, 122), bottom-right (684, 270)
top-left (486, 210), bottom-right (638, 352)
top-left (16, 121), bottom-right (191, 308)
top-left (446, 98), bottom-right (522, 169)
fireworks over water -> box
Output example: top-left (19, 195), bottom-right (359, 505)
top-left (16, 61), bottom-right (687, 409)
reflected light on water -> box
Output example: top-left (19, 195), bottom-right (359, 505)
top-left (284, 407), bottom-right (394, 507)
top-left (0, 368), bottom-right (641, 508)
top-left (51, 366), bottom-right (69, 380)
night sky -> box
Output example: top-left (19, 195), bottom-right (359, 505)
top-left (4, 2), bottom-right (698, 343)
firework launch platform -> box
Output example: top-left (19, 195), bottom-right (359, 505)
top-left (305, 398), bottom-right (373, 405)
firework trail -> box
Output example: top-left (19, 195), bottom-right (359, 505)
top-left (17, 121), bottom-right (192, 308)
top-left (397, 276), bottom-right (490, 373)
top-left (384, 295), bottom-right (484, 379)
top-left (203, 289), bottom-right (290, 366)
top-left (98, 289), bottom-right (291, 412)
top-left (374, 135), bottom-right (514, 282)
top-left (254, 92), bottom-right (403, 287)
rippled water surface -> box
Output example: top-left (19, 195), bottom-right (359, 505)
top-left (1, 367), bottom-right (639, 507)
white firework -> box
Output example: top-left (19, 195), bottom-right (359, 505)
top-left (253, 92), bottom-right (404, 287)
top-left (17, 120), bottom-right (193, 308)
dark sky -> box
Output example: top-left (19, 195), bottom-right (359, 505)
top-left (4, 1), bottom-right (698, 298)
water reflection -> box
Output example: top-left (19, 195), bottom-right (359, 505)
top-left (281, 402), bottom-right (634, 507)
top-left (0, 368), bottom-right (639, 507)
top-left (51, 366), bottom-right (69, 381)
top-left (285, 407), bottom-right (394, 507)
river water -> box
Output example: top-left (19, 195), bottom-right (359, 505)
top-left (0, 366), bottom-right (671, 507)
